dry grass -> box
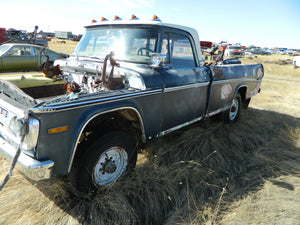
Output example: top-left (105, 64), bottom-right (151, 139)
top-left (1, 44), bottom-right (300, 224)
top-left (48, 38), bottom-right (78, 56)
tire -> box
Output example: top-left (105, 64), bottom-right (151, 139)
top-left (69, 131), bottom-right (137, 195)
top-left (224, 93), bottom-right (242, 123)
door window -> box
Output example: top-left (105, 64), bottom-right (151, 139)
top-left (162, 33), bottom-right (195, 68)
top-left (7, 46), bottom-right (32, 56)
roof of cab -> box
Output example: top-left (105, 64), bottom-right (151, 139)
top-left (85, 15), bottom-right (203, 63)
top-left (86, 15), bottom-right (197, 38)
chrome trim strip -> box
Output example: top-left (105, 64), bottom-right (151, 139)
top-left (33, 89), bottom-right (163, 112)
top-left (159, 116), bottom-right (204, 137)
top-left (0, 136), bottom-right (54, 181)
top-left (164, 82), bottom-right (210, 93)
top-left (159, 104), bottom-right (233, 137)
top-left (212, 77), bottom-right (257, 84)
top-left (67, 106), bottom-right (145, 172)
top-left (206, 106), bottom-right (230, 117)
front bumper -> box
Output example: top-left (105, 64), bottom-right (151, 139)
top-left (0, 136), bottom-right (54, 181)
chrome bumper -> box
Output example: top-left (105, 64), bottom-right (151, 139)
top-left (0, 136), bottom-right (54, 181)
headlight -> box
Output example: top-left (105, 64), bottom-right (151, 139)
top-left (8, 116), bottom-right (39, 151)
top-left (22, 117), bottom-right (39, 151)
top-left (9, 116), bottom-right (27, 138)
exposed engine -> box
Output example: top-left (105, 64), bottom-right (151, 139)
top-left (54, 52), bottom-right (146, 98)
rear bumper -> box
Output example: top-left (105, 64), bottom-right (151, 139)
top-left (0, 136), bottom-right (54, 181)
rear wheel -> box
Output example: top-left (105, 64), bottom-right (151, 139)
top-left (224, 93), bottom-right (241, 123)
top-left (69, 131), bottom-right (137, 195)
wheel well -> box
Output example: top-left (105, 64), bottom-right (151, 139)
top-left (69, 108), bottom-right (144, 173)
top-left (238, 86), bottom-right (246, 100)
top-left (77, 108), bottom-right (144, 149)
top-left (238, 86), bottom-right (250, 109)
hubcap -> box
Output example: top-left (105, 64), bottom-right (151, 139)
top-left (92, 147), bottom-right (128, 187)
top-left (102, 159), bottom-right (117, 173)
top-left (229, 97), bottom-right (239, 120)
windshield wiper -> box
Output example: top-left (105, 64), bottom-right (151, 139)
top-left (89, 56), bottom-right (104, 61)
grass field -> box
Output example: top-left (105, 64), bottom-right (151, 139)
top-left (0, 42), bottom-right (299, 224)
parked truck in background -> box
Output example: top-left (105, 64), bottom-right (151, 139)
top-left (0, 15), bottom-right (264, 195)
top-left (55, 31), bottom-right (73, 40)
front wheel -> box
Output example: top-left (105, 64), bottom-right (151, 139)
top-left (224, 93), bottom-right (241, 123)
top-left (69, 131), bottom-right (137, 195)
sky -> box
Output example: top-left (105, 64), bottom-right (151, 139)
top-left (1, 0), bottom-right (300, 49)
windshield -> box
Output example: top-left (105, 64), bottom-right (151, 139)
top-left (0, 44), bottom-right (11, 55)
top-left (74, 26), bottom-right (158, 63)
top-left (228, 46), bottom-right (242, 50)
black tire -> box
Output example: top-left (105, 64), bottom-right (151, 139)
top-left (69, 131), bottom-right (137, 195)
top-left (224, 93), bottom-right (242, 123)
top-left (242, 97), bottom-right (251, 109)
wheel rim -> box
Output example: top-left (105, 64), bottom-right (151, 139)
top-left (92, 147), bottom-right (128, 187)
top-left (229, 97), bottom-right (239, 121)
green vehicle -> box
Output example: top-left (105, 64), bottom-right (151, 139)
top-left (0, 43), bottom-right (68, 72)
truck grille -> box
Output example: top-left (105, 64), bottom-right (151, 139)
top-left (0, 107), bottom-right (8, 118)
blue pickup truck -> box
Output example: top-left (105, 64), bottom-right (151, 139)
top-left (0, 16), bottom-right (263, 194)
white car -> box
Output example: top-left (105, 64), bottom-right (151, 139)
top-left (224, 45), bottom-right (245, 58)
top-left (245, 50), bottom-right (253, 56)
top-left (293, 56), bottom-right (300, 68)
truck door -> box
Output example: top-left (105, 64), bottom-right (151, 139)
top-left (160, 32), bottom-right (210, 132)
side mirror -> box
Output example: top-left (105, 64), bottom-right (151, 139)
top-left (150, 53), bottom-right (166, 68)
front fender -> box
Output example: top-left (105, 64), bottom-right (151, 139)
top-left (72, 100), bottom-right (145, 141)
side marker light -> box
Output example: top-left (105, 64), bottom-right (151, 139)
top-left (48, 126), bottom-right (69, 134)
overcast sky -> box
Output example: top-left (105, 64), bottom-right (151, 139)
top-left (1, 0), bottom-right (299, 48)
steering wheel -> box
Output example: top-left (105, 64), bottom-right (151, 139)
top-left (137, 47), bottom-right (153, 56)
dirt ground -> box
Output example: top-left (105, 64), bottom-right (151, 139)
top-left (0, 46), bottom-right (299, 224)
top-left (219, 56), bottom-right (300, 224)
